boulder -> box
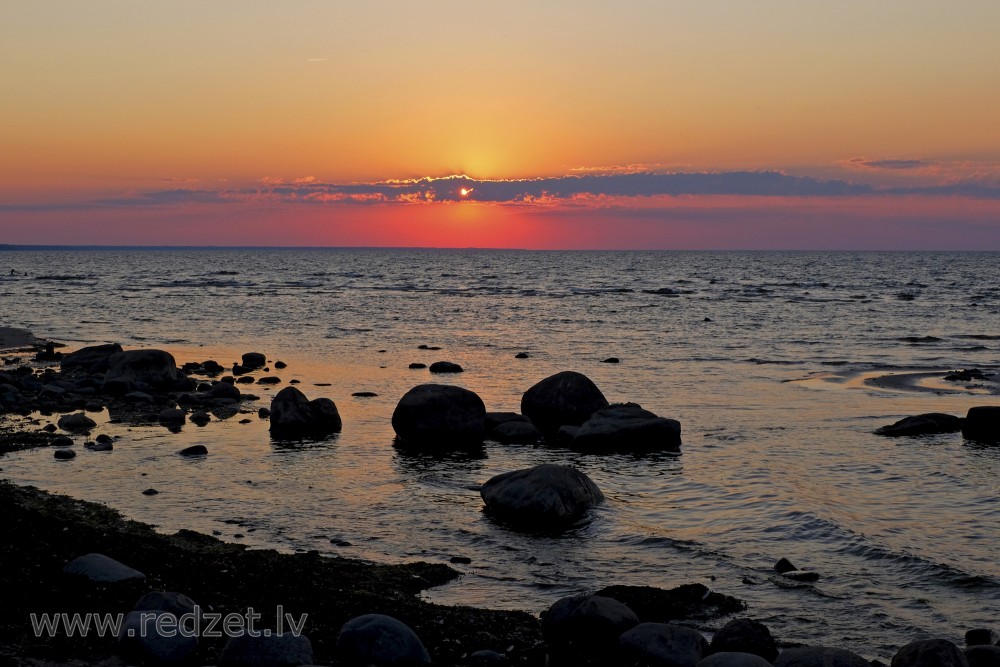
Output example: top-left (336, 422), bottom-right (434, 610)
top-left (542, 594), bottom-right (639, 651)
top-left (64, 553), bottom-right (145, 583)
top-left (408, 363), bottom-right (427, 369)
top-left (118, 610), bottom-right (198, 665)
top-left (220, 633), bottom-right (313, 667)
top-left (620, 622), bottom-right (708, 667)
top-left (391, 384), bottom-right (485, 446)
top-left (521, 371), bottom-right (609, 435)
top-left (594, 584), bottom-right (745, 624)
top-left (708, 619), bottom-right (778, 662)
top-left (85, 441), bottom-right (113, 452)
top-left (336, 613), bottom-right (431, 665)
top-left (891, 640), bottom-right (968, 667)
top-left (104, 349), bottom-right (182, 391)
top-left (874, 413), bottom-right (962, 436)
top-left (54, 448), bottom-right (76, 460)
top-left (485, 412), bottom-right (531, 431)
top-left (61, 343), bottom-right (124, 374)
top-left (962, 406), bottom-right (1000, 442)
top-left (429, 361), bottom-right (463, 373)
top-left (571, 403), bottom-right (681, 453)
top-left (491, 420), bottom-right (543, 444)
top-left (133, 591), bottom-right (199, 617)
top-left (965, 646), bottom-right (1000, 667)
top-left (480, 464), bottom-right (604, 529)
top-left (269, 386), bottom-right (342, 438)
top-left (965, 629), bottom-right (1000, 646)
top-left (189, 410), bottom-right (210, 426)
top-left (775, 648), bottom-right (870, 667)
top-left (698, 653), bottom-right (774, 667)
top-left (57, 412), bottom-right (96, 432)
top-left (241, 352), bottom-right (266, 369)
top-left (158, 408), bottom-right (186, 427)
top-left (208, 381), bottom-right (242, 401)
top-left (257, 376), bottom-right (282, 385)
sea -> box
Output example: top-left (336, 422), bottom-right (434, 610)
top-left (1, 248), bottom-right (998, 658)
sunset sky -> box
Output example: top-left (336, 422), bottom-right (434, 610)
top-left (2, 1), bottom-right (998, 248)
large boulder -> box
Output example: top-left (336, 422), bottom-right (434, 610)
top-left (103, 349), bottom-right (183, 392)
top-left (962, 406), bottom-right (1000, 442)
top-left (219, 634), bottom-right (313, 667)
top-left (571, 403), bottom-right (681, 452)
top-left (775, 648), bottom-right (870, 667)
top-left (61, 343), bottom-right (124, 374)
top-left (965, 646), bottom-right (1000, 667)
top-left (542, 594), bottom-right (639, 653)
top-left (520, 371), bottom-right (609, 435)
top-left (480, 464), bottom-right (604, 529)
top-left (620, 622), bottom-right (708, 667)
top-left (391, 384), bottom-right (486, 446)
top-left (336, 613), bottom-right (431, 666)
top-left (63, 553), bottom-right (145, 583)
top-left (57, 412), bottom-right (97, 432)
top-left (891, 640), bottom-right (968, 667)
top-left (241, 352), bottom-right (266, 369)
top-left (118, 610), bottom-right (198, 665)
top-left (269, 386), bottom-right (342, 438)
top-left (874, 413), bottom-right (963, 437)
top-left (699, 653), bottom-right (774, 667)
top-left (709, 619), bottom-right (778, 662)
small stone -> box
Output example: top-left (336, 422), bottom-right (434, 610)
top-left (257, 376), bottom-right (281, 385)
top-left (429, 360), bottom-right (463, 373)
top-left (274, 360), bottom-right (287, 369)
top-left (352, 391), bottom-right (378, 397)
top-left (450, 555), bottom-right (473, 564)
top-left (965, 628), bottom-right (1000, 646)
top-left (258, 407), bottom-right (271, 418)
top-left (408, 362), bottom-right (427, 369)
top-left (179, 445), bottom-right (208, 456)
top-left (53, 448), bottom-right (76, 460)
top-left (515, 352), bottom-right (530, 359)
top-left (601, 357), bottom-right (620, 363)
top-left (774, 558), bottom-right (796, 574)
top-left (142, 488), bottom-right (159, 496)
top-left (189, 410), bottom-right (211, 426)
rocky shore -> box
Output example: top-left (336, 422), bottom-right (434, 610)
top-left (2, 330), bottom-right (999, 666)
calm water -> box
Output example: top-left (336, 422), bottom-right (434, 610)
top-left (2, 249), bottom-right (999, 658)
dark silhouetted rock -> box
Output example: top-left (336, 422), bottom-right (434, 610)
top-left (774, 558), bottom-right (796, 574)
top-left (965, 629), bottom-right (1000, 646)
top-left (391, 384), bottom-right (485, 446)
top-left (189, 410), bottom-right (210, 426)
top-left (781, 570), bottom-right (820, 582)
top-left (542, 594), bottom-right (639, 653)
top-left (449, 555), bottom-right (472, 565)
top-left (601, 357), bottom-right (620, 364)
top-left (775, 647), bottom-right (870, 667)
top-left (515, 352), bottom-right (530, 359)
top-left (142, 488), bottom-right (159, 496)
top-left (158, 408), bottom-right (186, 427)
top-left (104, 349), bottom-right (182, 391)
top-left (53, 448), bottom-right (76, 460)
top-left (231, 363), bottom-right (250, 376)
top-left (620, 622), bottom-right (708, 667)
top-left (469, 649), bottom-right (507, 664)
top-left (892, 640), bottom-right (967, 667)
top-left (258, 407), bottom-right (271, 418)
top-left (945, 368), bottom-right (989, 382)
top-left (709, 619), bottom-right (778, 662)
top-left (118, 610), bottom-right (198, 665)
top-left (336, 613), bottom-right (430, 666)
top-left (220, 633), bottom-right (313, 667)
top-left (85, 441), bottom-right (113, 452)
top-left (236, 376), bottom-right (255, 384)
top-left (874, 413), bottom-right (962, 437)
top-left (64, 553), bottom-right (145, 583)
top-left (274, 360), bottom-right (287, 369)
top-left (491, 420), bottom-right (543, 444)
top-left (481, 464), bottom-right (603, 529)
top-left (698, 653), bottom-right (773, 667)
top-left (571, 403), bottom-right (681, 453)
top-left (965, 646), bottom-right (1000, 667)
top-left (134, 591), bottom-right (198, 617)
top-left (429, 360), bottom-right (463, 373)
top-left (61, 343), bottom-right (124, 374)
top-left (520, 371), bottom-right (609, 435)
top-left (963, 406), bottom-right (1000, 442)
top-left (57, 412), bottom-right (96, 431)
top-left (257, 376), bottom-right (281, 385)
top-left (352, 391), bottom-right (378, 397)
top-left (96, 433), bottom-right (113, 443)
top-left (269, 386), bottom-right (342, 438)
top-left (408, 362), bottom-right (427, 369)
top-left (594, 584), bottom-right (745, 624)
top-left (241, 352), bottom-right (266, 369)
top-left (179, 445), bottom-right (207, 457)
top-left (485, 412), bottom-right (530, 431)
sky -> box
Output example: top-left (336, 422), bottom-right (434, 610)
top-left (1, 1), bottom-right (998, 249)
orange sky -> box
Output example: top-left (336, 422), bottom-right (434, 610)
top-left (1, 1), bottom-right (998, 248)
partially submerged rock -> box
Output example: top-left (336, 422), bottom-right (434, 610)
top-left (392, 384), bottom-right (485, 447)
top-left (891, 639), bottom-right (967, 667)
top-left (269, 386), bottom-right (342, 438)
top-left (481, 464), bottom-right (603, 529)
top-left (620, 622), bottom-right (708, 667)
top-left (571, 403), bottom-right (681, 453)
top-left (962, 406), bottom-right (1000, 442)
top-left (709, 619), bottom-right (778, 662)
top-left (521, 371), bottom-right (609, 436)
top-left (542, 594), bottom-right (639, 653)
top-left (60, 343), bottom-right (124, 374)
top-left (103, 349), bottom-right (185, 393)
top-left (874, 413), bottom-right (962, 437)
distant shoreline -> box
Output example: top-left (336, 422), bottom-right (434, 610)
top-left (3, 245), bottom-right (1000, 253)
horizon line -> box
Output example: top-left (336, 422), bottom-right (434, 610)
top-left (1, 244), bottom-right (998, 253)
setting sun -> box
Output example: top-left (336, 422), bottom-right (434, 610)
top-left (460, 188), bottom-right (472, 197)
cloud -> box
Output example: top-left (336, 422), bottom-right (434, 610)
top-left (847, 157), bottom-right (931, 170)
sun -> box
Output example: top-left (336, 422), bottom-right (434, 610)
top-left (460, 187), bottom-right (472, 197)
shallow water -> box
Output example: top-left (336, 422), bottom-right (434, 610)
top-left (2, 249), bottom-right (999, 658)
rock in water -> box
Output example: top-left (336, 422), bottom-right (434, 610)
top-left (542, 594), bottom-right (639, 653)
top-left (53, 449), bottom-right (76, 460)
top-left (241, 352), bottom-right (266, 369)
top-left (391, 384), bottom-right (486, 446)
top-left (179, 445), bottom-right (208, 456)
top-left (774, 647), bottom-right (870, 667)
top-left (269, 386), bottom-right (342, 438)
top-left (965, 646), bottom-right (1000, 667)
top-left (571, 403), bottom-right (681, 453)
top-left (336, 613), bottom-right (431, 666)
top-left (965, 629), bottom-right (1000, 646)
top-left (219, 634), bottom-right (313, 667)
top-left (891, 640), bottom-right (967, 667)
top-left (63, 553), bottom-right (145, 583)
top-left (429, 360), bottom-right (463, 373)
top-left (57, 412), bottom-right (96, 432)
top-left (60, 343), bottom-right (124, 374)
top-left (491, 420), bottom-right (543, 444)
top-left (158, 408), bottom-right (186, 427)
top-left (962, 406), bottom-right (1000, 442)
top-left (620, 622), bottom-right (708, 667)
top-left (480, 464), bottom-right (603, 529)
top-left (103, 349), bottom-right (183, 392)
top-left (521, 371), bottom-right (609, 435)
top-left (874, 413), bottom-right (962, 436)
